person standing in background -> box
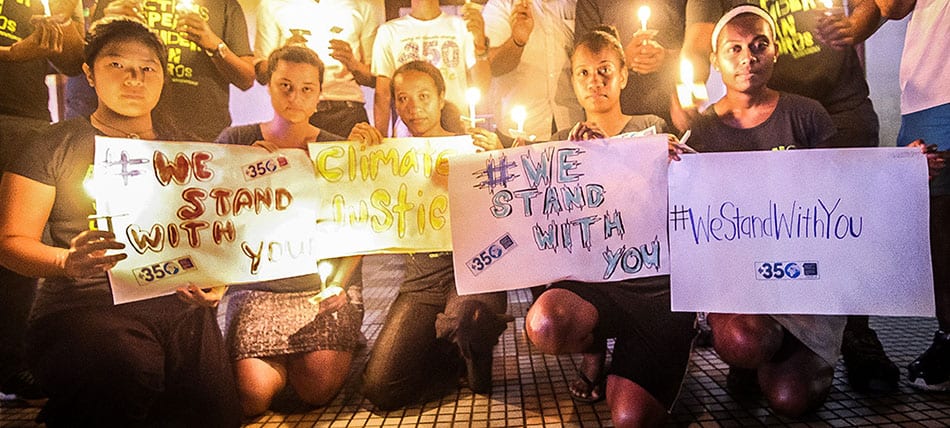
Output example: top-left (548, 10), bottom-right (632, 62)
top-left (371, 0), bottom-right (491, 136)
top-left (482, 0), bottom-right (582, 143)
top-left (876, 0), bottom-right (950, 392)
top-left (71, 0), bottom-right (256, 141)
top-left (0, 0), bottom-right (84, 405)
top-left (254, 0), bottom-right (384, 138)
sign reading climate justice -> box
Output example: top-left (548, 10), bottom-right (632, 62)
top-left (92, 137), bottom-right (322, 304)
top-left (309, 136), bottom-right (476, 256)
top-left (449, 136), bottom-right (671, 295)
top-left (668, 148), bottom-right (935, 317)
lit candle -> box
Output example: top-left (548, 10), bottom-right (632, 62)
top-left (511, 105), bottom-right (527, 133)
top-left (39, 0), bottom-right (51, 15)
top-left (309, 260), bottom-right (344, 307)
top-left (676, 58), bottom-right (708, 109)
top-left (176, 0), bottom-right (195, 14)
top-left (465, 87), bottom-right (481, 128)
top-left (821, 0), bottom-right (844, 17)
top-left (676, 59), bottom-right (695, 108)
top-left (637, 5), bottom-right (651, 33)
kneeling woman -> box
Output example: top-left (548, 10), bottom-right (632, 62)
top-left (689, 6), bottom-right (841, 417)
top-left (0, 18), bottom-right (241, 426)
top-left (214, 45), bottom-right (364, 417)
top-left (525, 26), bottom-right (696, 428)
top-left (360, 61), bottom-right (512, 410)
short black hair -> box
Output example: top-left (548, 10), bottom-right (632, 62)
top-left (264, 45), bottom-right (325, 86)
top-left (85, 17), bottom-right (166, 72)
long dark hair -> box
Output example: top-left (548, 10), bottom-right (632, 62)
top-left (391, 60), bottom-right (464, 134)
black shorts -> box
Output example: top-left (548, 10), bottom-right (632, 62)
top-left (548, 275), bottom-right (696, 409)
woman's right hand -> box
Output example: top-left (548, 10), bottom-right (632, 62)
top-left (61, 230), bottom-right (127, 280)
top-left (567, 121), bottom-right (607, 141)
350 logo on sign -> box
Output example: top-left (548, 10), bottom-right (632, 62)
top-left (755, 261), bottom-right (819, 280)
top-left (467, 233), bottom-right (516, 277)
top-left (243, 155), bottom-right (289, 181)
top-left (132, 256), bottom-right (198, 286)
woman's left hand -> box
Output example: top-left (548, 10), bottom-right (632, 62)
top-left (348, 122), bottom-right (383, 146)
top-left (176, 284), bottom-right (227, 308)
top-left (318, 292), bottom-right (348, 314)
top-left (468, 127), bottom-right (503, 151)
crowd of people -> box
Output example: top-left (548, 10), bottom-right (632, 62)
top-left (0, 0), bottom-right (947, 426)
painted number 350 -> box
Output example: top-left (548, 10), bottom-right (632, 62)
top-left (135, 262), bottom-right (181, 283)
top-left (468, 245), bottom-right (503, 272)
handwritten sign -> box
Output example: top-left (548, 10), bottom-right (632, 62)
top-left (92, 137), bottom-right (322, 304)
top-left (309, 136), bottom-right (476, 257)
top-left (668, 148), bottom-right (934, 316)
top-left (449, 136), bottom-right (671, 295)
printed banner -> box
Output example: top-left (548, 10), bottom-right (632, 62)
top-left (309, 136), bottom-right (476, 257)
top-left (449, 136), bottom-right (671, 295)
top-left (668, 148), bottom-right (934, 316)
top-left (92, 137), bottom-right (322, 304)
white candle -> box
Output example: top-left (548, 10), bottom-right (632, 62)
top-left (317, 260), bottom-right (334, 287)
top-left (676, 58), bottom-right (708, 109)
top-left (465, 87), bottom-right (481, 128)
top-left (39, 0), bottom-right (51, 15)
top-left (511, 105), bottom-right (527, 133)
top-left (637, 6), bottom-right (651, 33)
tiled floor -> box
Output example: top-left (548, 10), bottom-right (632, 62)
top-left (2, 254), bottom-right (949, 427)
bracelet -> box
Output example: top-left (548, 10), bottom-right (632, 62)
top-left (513, 37), bottom-right (526, 48)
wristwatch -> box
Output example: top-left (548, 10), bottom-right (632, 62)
top-left (206, 42), bottom-right (227, 58)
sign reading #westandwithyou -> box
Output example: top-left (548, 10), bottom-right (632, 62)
top-left (309, 136), bottom-right (475, 257)
top-left (449, 135), bottom-right (671, 295)
top-left (92, 137), bottom-right (323, 304)
top-left (668, 147), bottom-right (934, 316)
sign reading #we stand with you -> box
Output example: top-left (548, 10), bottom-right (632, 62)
top-left (448, 135), bottom-right (671, 295)
top-left (668, 147), bottom-right (934, 317)
top-left (92, 137), bottom-right (322, 304)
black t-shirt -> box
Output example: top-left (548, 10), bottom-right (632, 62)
top-left (691, 0), bottom-right (871, 114)
top-left (87, 0), bottom-right (253, 141)
top-left (575, 0), bottom-right (688, 126)
top-left (689, 92), bottom-right (836, 152)
top-left (214, 123), bottom-right (345, 145)
top-left (0, 0), bottom-right (51, 121)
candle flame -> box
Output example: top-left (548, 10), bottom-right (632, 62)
top-left (511, 105), bottom-right (527, 132)
top-left (680, 58), bottom-right (694, 85)
top-left (638, 6), bottom-right (651, 29)
top-left (821, 0), bottom-right (834, 8)
top-left (465, 87), bottom-right (481, 105)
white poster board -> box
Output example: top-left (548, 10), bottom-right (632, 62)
top-left (309, 136), bottom-right (476, 257)
top-left (668, 148), bottom-right (934, 316)
top-left (92, 137), bottom-right (322, 304)
top-left (449, 136), bottom-right (671, 295)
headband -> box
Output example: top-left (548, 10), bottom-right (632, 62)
top-left (711, 5), bottom-right (778, 53)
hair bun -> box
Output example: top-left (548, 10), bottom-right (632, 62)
top-left (591, 24), bottom-right (620, 41)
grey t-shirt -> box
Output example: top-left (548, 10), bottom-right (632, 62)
top-left (551, 115), bottom-right (667, 141)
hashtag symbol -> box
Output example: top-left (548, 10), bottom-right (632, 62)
top-left (475, 154), bottom-right (519, 193)
top-left (669, 205), bottom-right (690, 231)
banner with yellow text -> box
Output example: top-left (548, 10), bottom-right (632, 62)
top-left (668, 148), bottom-right (934, 316)
top-left (309, 136), bottom-right (476, 256)
top-left (92, 137), bottom-right (322, 304)
top-left (449, 136), bottom-right (671, 295)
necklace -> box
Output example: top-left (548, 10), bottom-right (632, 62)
top-left (90, 113), bottom-right (154, 139)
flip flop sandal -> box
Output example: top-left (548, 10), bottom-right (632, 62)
top-left (569, 369), bottom-right (605, 403)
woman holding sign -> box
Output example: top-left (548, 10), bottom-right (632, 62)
top-left (688, 6), bottom-right (846, 417)
top-left (0, 18), bottom-right (242, 426)
top-left (360, 60), bottom-right (513, 410)
top-left (525, 27), bottom-right (696, 427)
top-left (214, 45), bottom-right (365, 417)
